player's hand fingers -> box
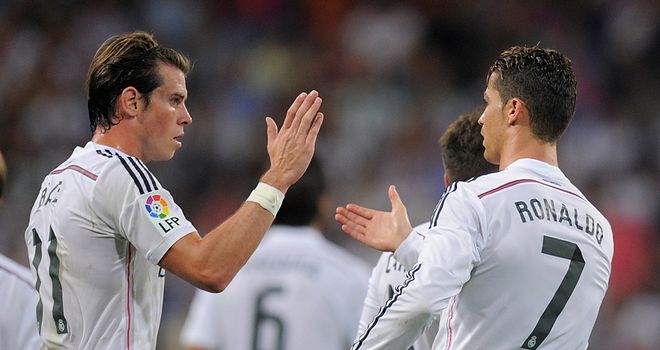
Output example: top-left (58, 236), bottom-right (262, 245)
top-left (305, 112), bottom-right (324, 145)
top-left (336, 206), bottom-right (370, 228)
top-left (283, 92), bottom-right (307, 130)
top-left (265, 117), bottom-right (278, 148)
top-left (296, 97), bottom-right (322, 139)
top-left (345, 203), bottom-right (375, 220)
top-left (290, 90), bottom-right (319, 132)
top-left (335, 212), bottom-right (357, 229)
top-left (336, 216), bottom-right (369, 242)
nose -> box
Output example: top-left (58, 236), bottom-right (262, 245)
top-left (478, 113), bottom-right (485, 126)
top-left (180, 105), bottom-right (192, 125)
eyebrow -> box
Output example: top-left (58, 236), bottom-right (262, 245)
top-left (171, 92), bottom-right (187, 100)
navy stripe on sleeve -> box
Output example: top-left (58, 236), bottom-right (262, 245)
top-left (127, 157), bottom-right (152, 192)
top-left (116, 154), bottom-right (144, 194)
top-left (352, 263), bottom-right (422, 350)
top-left (430, 182), bottom-right (459, 228)
top-left (136, 159), bottom-right (159, 191)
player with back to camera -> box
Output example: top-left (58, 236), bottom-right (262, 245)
top-left (357, 108), bottom-right (497, 350)
top-left (336, 45), bottom-right (613, 349)
top-left (0, 151), bottom-right (41, 349)
top-left (24, 31), bottom-right (324, 349)
top-left (180, 156), bottom-right (370, 350)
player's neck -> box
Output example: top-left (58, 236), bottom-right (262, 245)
top-left (498, 132), bottom-right (558, 170)
top-left (92, 124), bottom-right (144, 160)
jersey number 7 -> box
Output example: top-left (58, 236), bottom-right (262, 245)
top-left (522, 235), bottom-right (585, 349)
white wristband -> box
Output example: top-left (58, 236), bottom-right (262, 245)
top-left (246, 182), bottom-right (285, 217)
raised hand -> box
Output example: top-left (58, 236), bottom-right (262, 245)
top-left (261, 90), bottom-right (324, 193)
top-left (335, 185), bottom-right (413, 252)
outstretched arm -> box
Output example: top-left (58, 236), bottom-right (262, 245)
top-left (335, 185), bottom-right (413, 252)
top-left (161, 91), bottom-right (324, 292)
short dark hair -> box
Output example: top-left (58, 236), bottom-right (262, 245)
top-left (274, 157), bottom-right (325, 226)
top-left (488, 45), bottom-right (577, 143)
top-left (86, 31), bottom-right (192, 133)
top-left (439, 107), bottom-right (498, 182)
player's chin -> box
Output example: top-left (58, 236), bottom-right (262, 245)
top-left (156, 146), bottom-right (178, 162)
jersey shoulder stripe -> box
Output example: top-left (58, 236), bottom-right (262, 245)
top-left (116, 154), bottom-right (144, 194)
top-left (352, 263), bottom-right (422, 350)
top-left (135, 158), bottom-right (159, 191)
top-left (49, 164), bottom-right (98, 181)
top-left (127, 156), bottom-right (153, 192)
top-left (113, 153), bottom-right (159, 194)
top-left (431, 182), bottom-right (459, 228)
top-left (477, 178), bottom-right (585, 201)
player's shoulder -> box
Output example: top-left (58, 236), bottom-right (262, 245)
top-left (436, 172), bottom-right (501, 205)
top-left (76, 143), bottom-right (162, 195)
top-left (323, 243), bottom-right (371, 280)
top-left (451, 160), bottom-right (560, 199)
top-left (459, 170), bottom-right (510, 192)
top-left (0, 254), bottom-right (33, 289)
top-left (303, 231), bottom-right (370, 277)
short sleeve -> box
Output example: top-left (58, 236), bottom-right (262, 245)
top-left (119, 189), bottom-right (196, 264)
top-left (94, 159), bottom-right (196, 265)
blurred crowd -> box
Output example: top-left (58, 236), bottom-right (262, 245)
top-left (0, 0), bottom-right (658, 349)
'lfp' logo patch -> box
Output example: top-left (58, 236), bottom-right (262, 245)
top-left (145, 194), bottom-right (169, 219)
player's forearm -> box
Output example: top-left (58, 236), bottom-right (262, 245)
top-left (193, 201), bottom-right (275, 291)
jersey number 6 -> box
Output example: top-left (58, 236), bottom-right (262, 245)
top-left (252, 286), bottom-right (286, 350)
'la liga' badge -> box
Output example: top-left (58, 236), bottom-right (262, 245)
top-left (145, 194), bottom-right (169, 219)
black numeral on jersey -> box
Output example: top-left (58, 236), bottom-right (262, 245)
top-left (521, 236), bottom-right (585, 349)
top-left (31, 229), bottom-right (44, 334)
top-left (252, 286), bottom-right (285, 350)
top-left (31, 227), bottom-right (69, 334)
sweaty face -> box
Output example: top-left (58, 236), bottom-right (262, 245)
top-left (138, 63), bottom-right (192, 162)
top-left (478, 73), bottom-right (507, 166)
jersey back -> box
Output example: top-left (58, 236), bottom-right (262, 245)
top-left (351, 160), bottom-right (613, 350)
top-left (430, 159), bottom-right (613, 350)
top-left (181, 226), bottom-right (370, 350)
top-left (24, 142), bottom-right (194, 349)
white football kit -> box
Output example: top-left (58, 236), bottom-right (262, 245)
top-left (354, 159), bottom-right (613, 350)
top-left (358, 223), bottom-right (438, 350)
top-left (24, 142), bottom-right (195, 349)
top-left (0, 254), bottom-right (41, 349)
top-left (181, 225), bottom-right (370, 350)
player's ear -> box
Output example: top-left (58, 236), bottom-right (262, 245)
top-left (117, 87), bottom-right (141, 119)
top-left (506, 98), bottom-right (528, 126)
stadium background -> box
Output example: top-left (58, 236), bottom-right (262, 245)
top-left (0, 0), bottom-right (658, 348)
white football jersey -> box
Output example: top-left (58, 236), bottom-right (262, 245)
top-left (0, 254), bottom-right (41, 349)
top-left (358, 223), bottom-right (438, 350)
top-left (181, 225), bottom-right (370, 350)
top-left (353, 159), bottom-right (613, 350)
top-left (24, 142), bottom-right (195, 349)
